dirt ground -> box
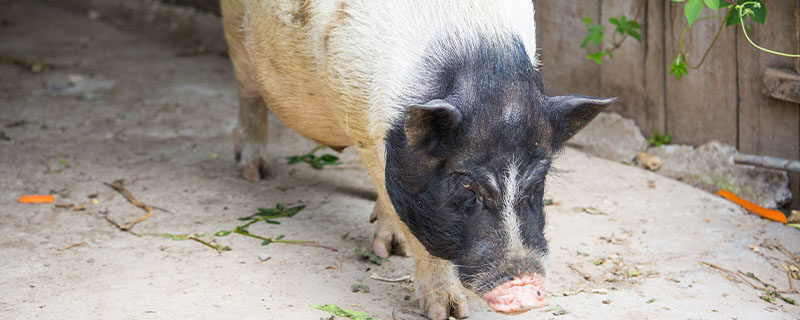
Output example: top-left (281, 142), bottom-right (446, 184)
top-left (1, 1), bottom-right (799, 319)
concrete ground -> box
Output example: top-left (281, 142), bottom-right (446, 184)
top-left (1, 1), bottom-right (798, 319)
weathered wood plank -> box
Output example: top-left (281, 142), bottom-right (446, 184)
top-left (599, 0), bottom-right (665, 137)
top-left (737, 1), bottom-right (799, 161)
top-left (535, 1), bottom-right (601, 97)
top-left (664, 2), bottom-right (738, 146)
top-left (762, 67), bottom-right (800, 104)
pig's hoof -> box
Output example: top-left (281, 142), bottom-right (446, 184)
top-left (370, 210), bottom-right (411, 258)
top-left (234, 141), bottom-right (271, 181)
top-left (417, 286), bottom-right (470, 320)
top-left (240, 157), bottom-right (271, 182)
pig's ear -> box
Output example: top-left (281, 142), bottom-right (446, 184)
top-left (549, 95), bottom-right (614, 144)
top-left (404, 99), bottom-right (462, 156)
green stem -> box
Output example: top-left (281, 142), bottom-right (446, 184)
top-left (189, 236), bottom-right (224, 253)
top-left (737, 2), bottom-right (800, 58)
top-left (679, 13), bottom-right (727, 70)
top-left (232, 230), bottom-right (338, 251)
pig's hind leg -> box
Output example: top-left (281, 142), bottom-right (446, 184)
top-left (223, 0), bottom-right (271, 181)
top-left (233, 89), bottom-right (271, 181)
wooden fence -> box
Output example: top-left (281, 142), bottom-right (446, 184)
top-left (536, 1), bottom-right (800, 206)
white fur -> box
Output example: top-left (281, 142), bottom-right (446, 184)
top-left (301, 0), bottom-right (539, 139)
top-left (501, 162), bottom-right (525, 256)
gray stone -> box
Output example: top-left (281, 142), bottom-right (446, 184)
top-left (649, 141), bottom-right (791, 209)
top-left (567, 112), bottom-right (648, 162)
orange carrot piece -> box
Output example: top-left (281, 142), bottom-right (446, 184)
top-left (717, 189), bottom-right (787, 223)
top-left (18, 195), bottom-right (55, 203)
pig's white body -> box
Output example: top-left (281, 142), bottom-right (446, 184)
top-left (225, 0), bottom-right (537, 146)
top-left (221, 1), bottom-right (540, 318)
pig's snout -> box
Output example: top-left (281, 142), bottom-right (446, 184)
top-left (482, 274), bottom-right (546, 314)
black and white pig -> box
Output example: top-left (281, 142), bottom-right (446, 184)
top-left (220, 0), bottom-right (612, 318)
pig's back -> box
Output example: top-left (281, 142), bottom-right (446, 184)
top-left (239, 0), bottom-right (538, 144)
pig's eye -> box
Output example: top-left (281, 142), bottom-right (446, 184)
top-left (461, 181), bottom-right (474, 192)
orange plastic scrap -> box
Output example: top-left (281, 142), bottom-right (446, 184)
top-left (717, 189), bottom-right (787, 223)
top-left (18, 195), bottom-right (55, 203)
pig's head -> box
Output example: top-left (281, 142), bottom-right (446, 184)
top-left (384, 38), bottom-right (613, 315)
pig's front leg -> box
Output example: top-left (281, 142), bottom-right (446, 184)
top-left (369, 194), bottom-right (412, 258)
top-left (408, 233), bottom-right (470, 320)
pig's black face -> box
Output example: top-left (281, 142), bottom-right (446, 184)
top-left (384, 37), bottom-right (613, 297)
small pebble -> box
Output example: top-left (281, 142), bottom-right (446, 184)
top-left (258, 254), bottom-right (270, 262)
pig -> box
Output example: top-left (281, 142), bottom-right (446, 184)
top-left (220, 0), bottom-right (613, 318)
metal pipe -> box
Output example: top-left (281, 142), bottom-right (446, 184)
top-left (733, 154), bottom-right (800, 173)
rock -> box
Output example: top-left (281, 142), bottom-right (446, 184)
top-left (258, 253), bottom-right (270, 262)
top-left (568, 112), bottom-right (648, 162)
top-left (649, 141), bottom-right (791, 209)
top-left (635, 152), bottom-right (662, 171)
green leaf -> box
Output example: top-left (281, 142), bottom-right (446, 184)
top-left (747, 0), bottom-right (766, 24)
top-left (684, 0), bottom-right (704, 26)
top-left (582, 17), bottom-right (593, 27)
top-left (627, 29), bottom-right (642, 43)
top-left (581, 25), bottom-right (604, 48)
top-left (257, 208), bottom-right (279, 215)
top-left (355, 248), bottom-right (387, 266)
top-left (265, 219), bottom-right (280, 224)
top-left (726, 0), bottom-right (766, 26)
top-left (703, 0), bottom-right (720, 11)
top-left (261, 239), bottom-right (272, 246)
top-left (311, 158), bottom-right (324, 170)
top-left (587, 51), bottom-right (605, 65)
top-left (789, 224), bottom-right (800, 231)
top-left (215, 230), bottom-right (232, 237)
top-left (275, 235), bottom-right (285, 240)
top-left (320, 154), bottom-right (339, 162)
top-left (669, 55), bottom-right (688, 80)
top-left (312, 304), bottom-right (375, 320)
top-left (284, 205), bottom-right (306, 217)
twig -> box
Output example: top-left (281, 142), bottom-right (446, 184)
top-left (146, 233), bottom-right (227, 254)
top-left (370, 273), bottom-right (411, 282)
top-left (58, 242), bottom-right (86, 251)
top-left (700, 261), bottom-right (765, 290)
top-left (188, 236), bottom-right (224, 254)
top-left (104, 180), bottom-right (154, 230)
top-left (701, 261), bottom-right (797, 294)
top-left (568, 263), bottom-right (592, 280)
top-left (772, 244), bottom-right (800, 263)
top-left (102, 215), bottom-right (141, 237)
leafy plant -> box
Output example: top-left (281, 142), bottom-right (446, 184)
top-left (581, 14), bottom-right (642, 65)
top-left (288, 146), bottom-right (341, 170)
top-left (153, 232), bottom-right (231, 253)
top-left (215, 203), bottom-right (338, 251)
top-left (355, 248), bottom-right (387, 266)
top-left (312, 304), bottom-right (375, 320)
top-left (581, 0), bottom-right (798, 80)
top-left (648, 131), bottom-right (673, 147)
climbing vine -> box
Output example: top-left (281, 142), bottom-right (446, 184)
top-left (581, 0), bottom-right (799, 80)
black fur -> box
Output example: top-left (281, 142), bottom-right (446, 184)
top-left (385, 35), bottom-right (610, 294)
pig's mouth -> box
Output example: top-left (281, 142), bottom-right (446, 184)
top-left (481, 274), bottom-right (546, 314)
